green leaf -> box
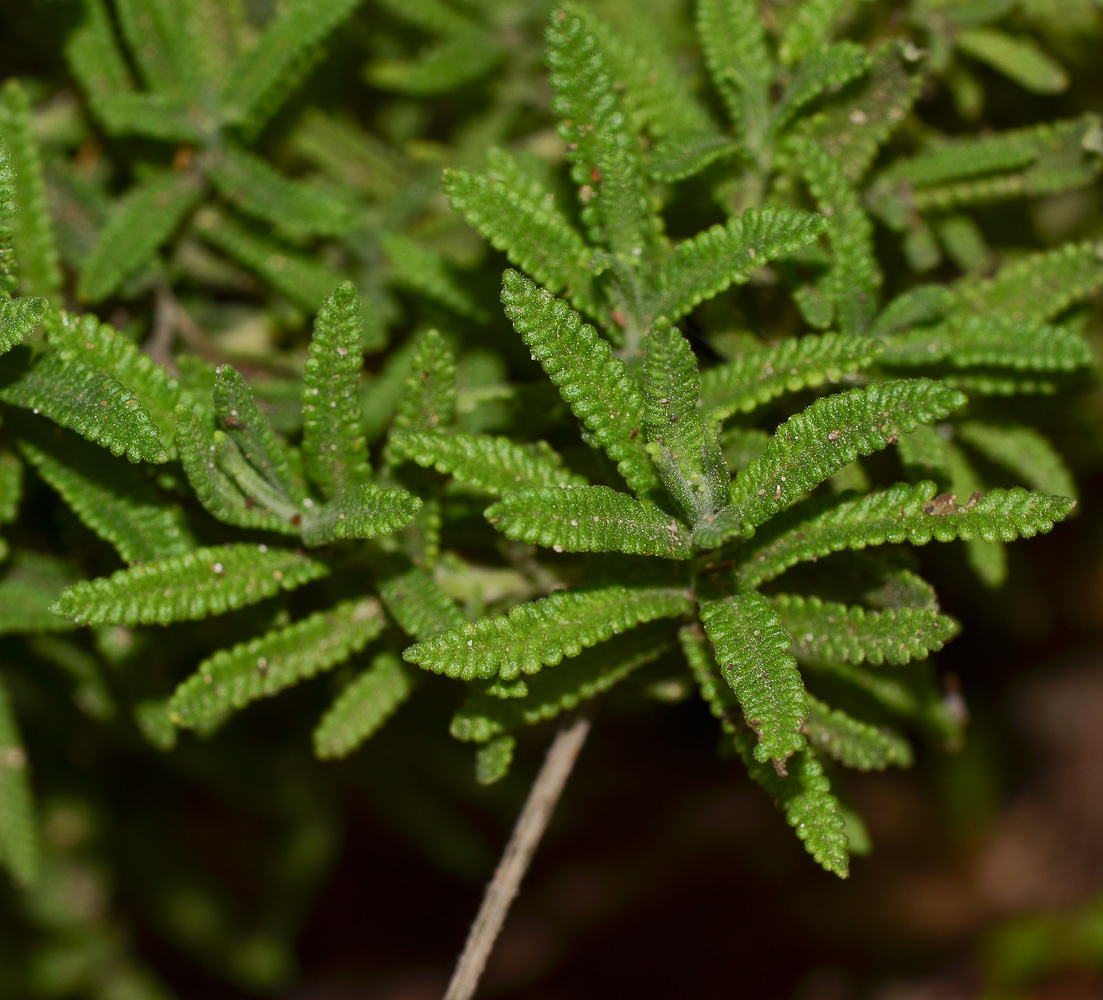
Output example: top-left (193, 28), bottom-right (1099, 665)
top-left (700, 380), bottom-right (966, 546)
top-left (0, 676), bottom-right (38, 887)
top-left (643, 318), bottom-right (727, 524)
top-left (219, 0), bottom-right (366, 137)
top-left (16, 422), bottom-right (194, 565)
top-left (736, 482), bottom-right (1076, 589)
top-left (302, 282), bottom-right (372, 500)
top-left (79, 170), bottom-right (204, 303)
top-left (193, 208), bottom-right (349, 313)
top-left (393, 329), bottom-right (456, 434)
top-left (870, 284), bottom-right (954, 338)
top-left (404, 580), bottom-right (693, 681)
top-left (383, 232), bottom-right (484, 320)
top-left (63, 0), bottom-right (133, 108)
top-left (653, 207), bottom-right (828, 323)
top-left (300, 484), bottom-right (421, 546)
top-left (443, 159), bottom-right (598, 317)
top-left (804, 694), bottom-right (913, 770)
top-left (90, 91), bottom-right (209, 142)
top-left (486, 485), bottom-right (695, 559)
top-left (799, 42), bottom-right (924, 184)
top-left (789, 135), bottom-right (880, 334)
top-left (647, 131), bottom-right (739, 184)
top-left (52, 543), bottom-right (329, 626)
top-left (772, 41), bottom-right (870, 135)
top-left (696, 0), bottom-right (773, 145)
top-left (0, 348), bottom-right (169, 464)
top-left (175, 404), bottom-right (301, 534)
top-left (474, 735), bottom-right (515, 785)
top-left (547, 7), bottom-right (660, 264)
top-left (956, 28), bottom-right (1068, 94)
top-left (0, 448), bottom-right (20, 523)
top-left (0, 552), bottom-right (78, 636)
top-left (377, 561), bottom-right (466, 641)
top-left (368, 34), bottom-right (503, 95)
top-left (0, 297), bottom-right (47, 355)
top-left (878, 317), bottom-right (1094, 376)
top-left (698, 587), bottom-right (807, 765)
top-left (778, 0), bottom-right (855, 65)
top-left (170, 598), bottom-right (384, 729)
top-left (682, 625), bottom-right (848, 876)
top-left (769, 593), bottom-right (960, 665)
top-left (700, 332), bottom-right (883, 421)
top-left (390, 431), bottom-right (586, 495)
top-left (500, 271), bottom-right (659, 496)
top-left (213, 364), bottom-right (306, 503)
top-left (451, 624), bottom-right (670, 742)
top-left (314, 652), bottom-right (415, 759)
top-left (115, 0), bottom-right (203, 97)
top-left (0, 81), bottom-right (61, 301)
top-left (956, 422), bottom-right (1077, 499)
top-left (205, 145), bottom-right (355, 240)
top-left (47, 309), bottom-right (185, 449)
top-left (947, 240), bottom-right (1103, 324)
top-left (373, 0), bottom-right (480, 35)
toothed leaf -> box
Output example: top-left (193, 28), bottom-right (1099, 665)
top-left (314, 652), bottom-right (415, 759)
top-left (0, 297), bottom-right (46, 354)
top-left (393, 328), bottom-right (456, 433)
top-left (52, 544), bottom-right (329, 626)
top-left (377, 562), bottom-right (466, 641)
top-left (300, 484), bottom-right (421, 546)
top-left (804, 695), bottom-right (913, 770)
top-left (955, 422), bottom-right (1077, 499)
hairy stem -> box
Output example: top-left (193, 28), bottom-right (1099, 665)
top-left (443, 716), bottom-right (592, 1000)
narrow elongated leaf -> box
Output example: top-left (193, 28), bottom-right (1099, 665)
top-left (682, 626), bottom-right (848, 876)
top-left (52, 543), bottom-right (329, 626)
top-left (62, 0), bottom-right (133, 106)
top-left (313, 652), bottom-right (415, 759)
top-left (213, 364), bottom-right (305, 502)
top-left (800, 42), bottom-right (922, 182)
top-left (219, 0), bottom-right (365, 135)
top-left (79, 170), bottom-right (204, 302)
top-left (487, 485), bottom-right (695, 559)
top-left (175, 404), bottom-right (301, 534)
top-left (0, 553), bottom-right (77, 635)
top-left (377, 562), bottom-right (465, 640)
top-left (443, 161), bottom-right (598, 317)
top-left (170, 598), bottom-right (384, 728)
top-left (0, 348), bottom-right (168, 463)
top-left (17, 424), bottom-right (193, 564)
top-left (300, 484), bottom-right (421, 546)
top-left (115, 0), bottom-right (202, 97)
top-left (643, 318), bottom-right (727, 524)
top-left (451, 624), bottom-right (670, 742)
top-left (737, 482), bottom-right (1076, 588)
top-left (956, 422), bottom-right (1076, 499)
top-left (390, 431), bottom-right (586, 494)
top-left (869, 284), bottom-right (954, 337)
top-left (47, 310), bottom-right (184, 448)
top-left (369, 34), bottom-right (503, 95)
top-left (956, 28), bottom-right (1067, 94)
top-left (772, 41), bottom-right (870, 134)
top-left (700, 333), bottom-right (882, 421)
top-left (193, 209), bottom-right (348, 312)
top-left (405, 581), bottom-right (693, 681)
top-left (302, 282), bottom-right (371, 499)
top-left (393, 329), bottom-right (455, 433)
top-left (91, 91), bottom-right (209, 142)
top-left (475, 736), bottom-right (516, 785)
top-left (696, 0), bottom-right (773, 143)
top-left (698, 587), bottom-right (807, 765)
top-left (547, 7), bottom-right (660, 262)
top-left (647, 131), bottom-right (738, 183)
top-left (383, 232), bottom-right (482, 319)
top-left (0, 449), bottom-right (20, 523)
top-left (879, 317), bottom-right (1094, 375)
top-left (769, 593), bottom-right (959, 666)
top-left (778, 0), bottom-right (853, 65)
top-left (0, 297), bottom-right (46, 354)
top-left (501, 271), bottom-right (659, 495)
top-left (205, 145), bottom-right (354, 240)
top-left (653, 207), bottom-right (828, 322)
top-left (804, 695), bottom-right (913, 770)
top-left (0, 677), bottom-right (38, 887)
top-left (700, 380), bottom-right (965, 546)
top-left (0, 81), bottom-right (61, 301)
top-left (948, 240), bottom-right (1103, 324)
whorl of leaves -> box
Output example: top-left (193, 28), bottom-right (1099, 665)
top-left (51, 544), bottom-right (329, 626)
top-left (500, 271), bottom-right (658, 496)
top-left (486, 485), bottom-right (695, 559)
top-left (736, 482), bottom-right (1076, 589)
top-left (404, 581), bottom-right (693, 681)
top-left (770, 594), bottom-right (960, 666)
top-left (170, 598), bottom-right (385, 729)
top-left (391, 431), bottom-right (586, 495)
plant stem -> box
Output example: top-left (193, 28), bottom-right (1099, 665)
top-left (443, 715), bottom-right (592, 1000)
